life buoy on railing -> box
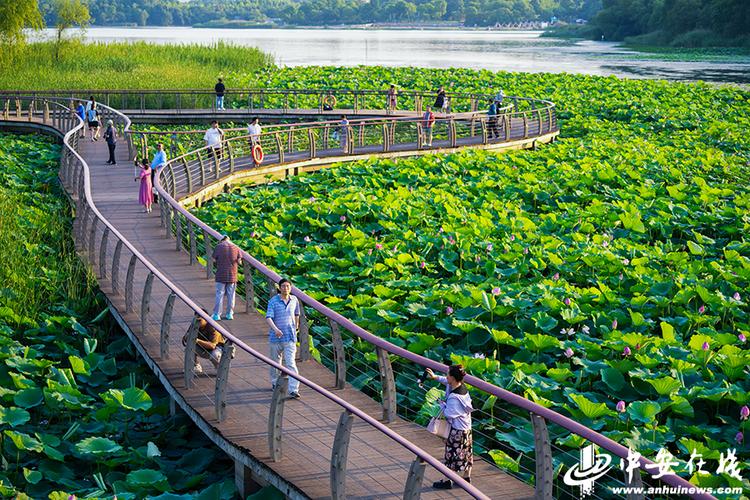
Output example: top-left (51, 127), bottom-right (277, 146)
top-left (323, 94), bottom-right (337, 110)
top-left (252, 144), bottom-right (264, 164)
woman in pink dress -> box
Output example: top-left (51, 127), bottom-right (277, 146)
top-left (136, 159), bottom-right (153, 213)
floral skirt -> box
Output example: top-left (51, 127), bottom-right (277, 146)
top-left (445, 428), bottom-right (473, 474)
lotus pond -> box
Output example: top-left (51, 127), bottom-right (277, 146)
top-left (0, 133), bottom-right (236, 499)
top-left (193, 68), bottom-right (750, 493)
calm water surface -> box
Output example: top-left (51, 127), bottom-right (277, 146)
top-left (55, 27), bottom-right (750, 84)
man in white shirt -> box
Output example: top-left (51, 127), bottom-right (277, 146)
top-left (247, 117), bottom-right (262, 145)
top-left (203, 121), bottom-right (224, 159)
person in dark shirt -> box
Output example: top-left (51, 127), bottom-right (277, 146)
top-left (215, 78), bottom-right (226, 110)
top-left (183, 311), bottom-right (226, 374)
top-left (212, 235), bottom-right (241, 321)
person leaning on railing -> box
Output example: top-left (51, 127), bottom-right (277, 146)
top-left (150, 142), bottom-right (167, 204)
top-left (425, 364), bottom-right (474, 490)
top-left (183, 310), bottom-right (226, 375)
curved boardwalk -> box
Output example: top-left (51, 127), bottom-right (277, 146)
top-left (0, 93), bottom-right (711, 500)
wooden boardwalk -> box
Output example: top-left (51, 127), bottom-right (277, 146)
top-left (2, 105), bottom-right (551, 499)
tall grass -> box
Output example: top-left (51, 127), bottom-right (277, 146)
top-left (0, 40), bottom-right (275, 90)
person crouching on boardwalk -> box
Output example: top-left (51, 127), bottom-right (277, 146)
top-left (135, 158), bottom-right (153, 213)
top-left (212, 235), bottom-right (241, 321)
top-left (266, 278), bottom-right (301, 400)
top-left (425, 364), bottom-right (474, 489)
top-left (183, 311), bottom-right (226, 374)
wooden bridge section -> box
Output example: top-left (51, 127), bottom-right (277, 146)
top-left (0, 93), bottom-right (712, 500)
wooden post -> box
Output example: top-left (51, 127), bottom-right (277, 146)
top-left (111, 240), bottom-right (124, 294)
top-left (212, 147), bottom-right (220, 180)
top-left (140, 272), bottom-right (155, 335)
top-left (204, 229), bottom-right (214, 279)
top-left (531, 414), bottom-right (553, 500)
top-left (329, 319), bottom-right (346, 390)
top-left (124, 254), bottom-right (138, 313)
top-left (481, 118), bottom-right (488, 144)
top-left (298, 304), bottom-right (311, 362)
top-left (268, 375), bottom-right (288, 461)
top-left (523, 113), bottom-right (529, 139)
top-left (160, 292), bottom-right (176, 359)
top-left (98, 228), bottom-right (110, 278)
top-left (215, 341), bottom-right (235, 422)
top-left (182, 157), bottom-right (192, 193)
top-left (188, 220), bottom-right (197, 265)
top-left (183, 317), bottom-right (199, 389)
top-left (330, 410), bottom-right (353, 500)
top-left (165, 205), bottom-right (173, 240)
top-left (88, 218), bottom-right (98, 262)
top-left (403, 457), bottom-right (427, 500)
top-left (274, 133), bottom-right (284, 164)
top-left (449, 119), bottom-right (457, 148)
top-left (175, 213), bottom-right (182, 252)
top-left (308, 129), bottom-right (316, 159)
top-left (537, 109), bottom-right (543, 135)
top-left (227, 141), bottom-right (235, 173)
top-left (382, 124), bottom-right (389, 152)
top-left (376, 347), bottom-right (397, 422)
top-left (197, 150), bottom-right (206, 186)
top-left (43, 101), bottom-right (50, 124)
top-left (243, 260), bottom-right (254, 312)
top-left (504, 114), bottom-right (511, 141)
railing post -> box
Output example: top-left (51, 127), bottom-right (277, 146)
top-left (124, 254), bottom-right (138, 313)
top-left (298, 304), bottom-right (311, 361)
top-left (43, 101), bottom-right (50, 124)
top-left (168, 164), bottom-right (176, 198)
top-left (204, 229), bottom-right (214, 279)
top-left (481, 118), bottom-right (488, 144)
top-left (98, 227), bottom-right (110, 278)
top-left (626, 466), bottom-right (645, 500)
top-left (197, 150), bottom-right (206, 186)
top-left (243, 260), bottom-right (254, 312)
top-left (403, 457), bottom-right (426, 500)
top-left (88, 217), bottom-right (98, 263)
top-left (531, 413), bottom-right (553, 500)
top-left (227, 141), bottom-right (235, 173)
top-left (111, 240), bottom-right (123, 294)
top-left (382, 124), bottom-right (389, 152)
top-left (504, 114), bottom-right (511, 141)
top-left (330, 410), bottom-right (353, 500)
top-left (175, 212), bottom-right (182, 252)
top-left (182, 157), bottom-right (192, 193)
top-left (183, 317), bottom-right (199, 389)
top-left (329, 319), bottom-right (346, 389)
top-left (274, 132), bottom-right (284, 163)
top-left (188, 220), bottom-right (197, 265)
top-left (376, 347), bottom-right (396, 422)
top-left (212, 148), bottom-right (220, 180)
top-left (165, 204), bottom-right (173, 239)
top-left (449, 119), bottom-right (457, 148)
top-left (346, 126), bottom-right (354, 154)
top-left (268, 375), bottom-right (288, 461)
top-left (547, 107), bottom-right (553, 133)
top-left (215, 340), bottom-right (235, 422)
top-left (308, 129), bottom-right (316, 159)
top-left (160, 292), bottom-right (176, 359)
top-left (523, 113), bottom-right (529, 139)
top-left (140, 272), bottom-right (154, 335)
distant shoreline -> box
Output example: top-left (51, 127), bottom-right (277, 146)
top-left (90, 23), bottom-right (547, 32)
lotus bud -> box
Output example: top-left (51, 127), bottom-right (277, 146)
top-left (564, 347), bottom-right (574, 358)
top-left (552, 272), bottom-right (559, 281)
top-left (701, 341), bottom-right (709, 351)
top-left (564, 297), bottom-right (571, 306)
top-left (510, 234), bottom-right (515, 241)
top-left (733, 292), bottom-right (741, 301)
top-left (420, 261), bottom-right (426, 269)
top-left (739, 334), bottom-right (747, 343)
top-left (736, 431), bottom-right (744, 444)
top-left (340, 215), bottom-right (346, 222)
top-left (445, 306), bottom-right (454, 315)
top-left (375, 243), bottom-right (383, 250)
top-left (698, 305), bottom-right (705, 314)
top-left (616, 401), bottom-right (626, 413)
top-left (740, 406), bottom-right (749, 421)
top-left (309, 196), bottom-right (315, 202)
top-left (303, 236), bottom-right (311, 242)
top-left (523, 247), bottom-right (529, 254)
top-left (492, 287), bottom-right (501, 296)
top-left (612, 319), bottom-right (618, 329)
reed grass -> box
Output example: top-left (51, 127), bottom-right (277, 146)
top-left (0, 40), bottom-right (275, 90)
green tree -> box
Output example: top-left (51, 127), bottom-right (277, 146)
top-left (52, 0), bottom-right (90, 61)
top-left (0, 0), bottom-right (44, 47)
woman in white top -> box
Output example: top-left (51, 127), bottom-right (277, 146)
top-left (247, 117), bottom-right (262, 145)
top-left (203, 120), bottom-right (224, 159)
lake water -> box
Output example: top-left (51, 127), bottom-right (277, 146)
top-left (47, 27), bottom-right (750, 84)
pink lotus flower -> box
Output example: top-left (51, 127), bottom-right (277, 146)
top-left (733, 292), bottom-right (741, 301)
top-left (612, 319), bottom-right (618, 329)
top-left (736, 431), bottom-right (744, 444)
top-left (739, 334), bottom-right (747, 343)
top-left (602, 240), bottom-right (609, 247)
top-left (622, 258), bottom-right (630, 265)
top-left (340, 215), bottom-right (346, 222)
top-left (492, 287), bottom-right (501, 296)
top-left (486, 243), bottom-right (493, 251)
top-left (616, 401), bottom-right (626, 413)
top-left (623, 346), bottom-right (631, 356)
top-left (741, 405), bottom-right (749, 421)
top-left (701, 341), bottom-right (710, 351)
top-left (309, 196), bottom-right (316, 202)
top-left (420, 261), bottom-right (426, 269)
top-left (448, 237), bottom-right (456, 245)
top-left (564, 347), bottom-right (574, 358)
top-left (552, 273), bottom-right (559, 281)
top-left (439, 227), bottom-right (444, 233)
top-left (523, 247), bottom-right (529, 255)
top-left (445, 306), bottom-right (454, 315)
top-left (698, 305), bottom-right (705, 314)
top-left (367, 249), bottom-right (372, 255)
top-left (250, 231), bottom-right (257, 238)
top-left (564, 297), bottom-right (571, 306)
top-left (510, 234), bottom-right (515, 241)
top-left (304, 236), bottom-right (311, 242)
top-left (375, 243), bottom-right (383, 250)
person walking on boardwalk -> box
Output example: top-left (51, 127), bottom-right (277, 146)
top-left (150, 142), bottom-right (167, 203)
top-left (75, 101), bottom-right (86, 138)
top-left (425, 364), bottom-right (474, 489)
top-left (135, 158), bottom-right (153, 213)
top-left (387, 84), bottom-right (398, 111)
top-left (87, 103), bottom-right (100, 141)
top-left (212, 235), bottom-right (241, 321)
top-left (204, 120), bottom-right (224, 160)
top-left (487, 99), bottom-right (499, 139)
top-left (266, 278), bottom-right (301, 400)
top-left (215, 78), bottom-right (226, 110)
top-left (422, 106), bottom-right (435, 147)
top-left (183, 311), bottom-right (226, 374)
top-left (434, 86), bottom-right (446, 113)
top-left (248, 117), bottom-right (263, 166)
top-left (103, 119), bottom-right (118, 165)
top-left (494, 88), bottom-right (504, 105)
top-left (339, 115), bottom-right (349, 151)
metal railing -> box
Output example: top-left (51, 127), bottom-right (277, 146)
top-left (4, 96), bottom-right (497, 499)
top-left (2, 95), bottom-right (714, 500)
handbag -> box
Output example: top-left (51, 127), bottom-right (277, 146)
top-left (427, 409), bottom-right (451, 439)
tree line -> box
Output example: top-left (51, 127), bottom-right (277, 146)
top-left (36, 0), bottom-right (599, 27)
top-left (591, 0), bottom-right (749, 46)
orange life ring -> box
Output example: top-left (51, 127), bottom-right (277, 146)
top-left (323, 94), bottom-right (337, 108)
top-left (252, 144), bottom-right (264, 164)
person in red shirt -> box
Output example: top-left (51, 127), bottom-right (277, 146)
top-left (423, 106), bottom-right (436, 147)
top-left (212, 235), bottom-right (241, 321)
